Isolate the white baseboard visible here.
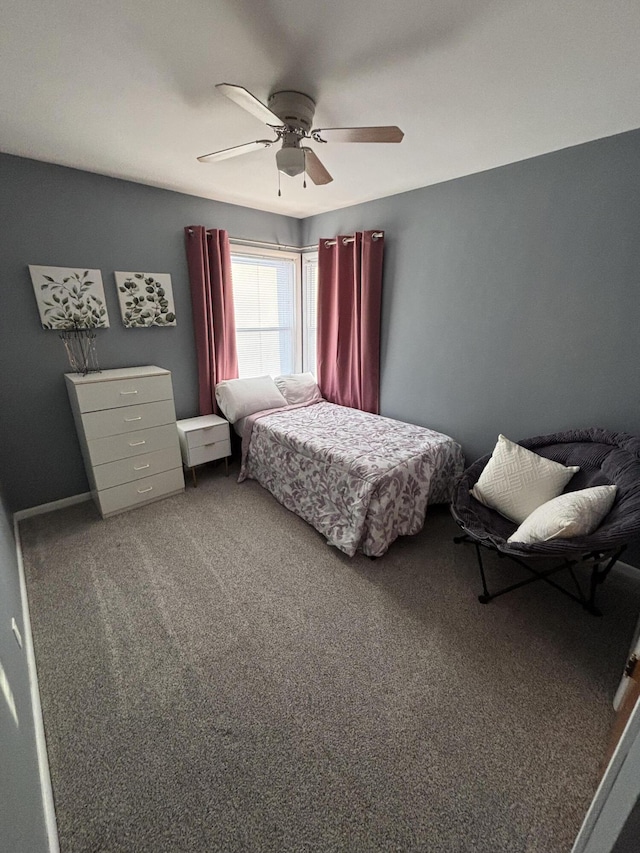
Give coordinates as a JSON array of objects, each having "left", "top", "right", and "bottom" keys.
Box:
[
  {"left": 13, "top": 518, "right": 60, "bottom": 853},
  {"left": 13, "top": 492, "right": 91, "bottom": 522}
]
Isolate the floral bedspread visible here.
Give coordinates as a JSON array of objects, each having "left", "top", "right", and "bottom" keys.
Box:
[{"left": 239, "top": 401, "right": 464, "bottom": 557}]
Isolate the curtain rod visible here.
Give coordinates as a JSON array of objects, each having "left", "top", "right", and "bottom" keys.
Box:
[
  {"left": 186, "top": 230, "right": 316, "bottom": 253},
  {"left": 230, "top": 236, "right": 319, "bottom": 252},
  {"left": 323, "top": 231, "right": 384, "bottom": 248},
  {"left": 185, "top": 230, "right": 383, "bottom": 251}
]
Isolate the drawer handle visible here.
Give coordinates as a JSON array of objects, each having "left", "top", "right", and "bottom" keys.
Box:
[
  {"left": 137, "top": 486, "right": 153, "bottom": 494},
  {"left": 120, "top": 390, "right": 138, "bottom": 395},
  {"left": 134, "top": 463, "right": 150, "bottom": 471},
  {"left": 129, "top": 440, "right": 146, "bottom": 447},
  {"left": 125, "top": 416, "right": 143, "bottom": 422}
]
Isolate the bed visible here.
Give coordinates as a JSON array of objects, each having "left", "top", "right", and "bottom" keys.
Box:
[{"left": 236, "top": 398, "right": 464, "bottom": 557}]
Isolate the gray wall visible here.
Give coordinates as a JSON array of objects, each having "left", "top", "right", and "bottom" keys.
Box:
[
  {"left": 2, "top": 131, "right": 640, "bottom": 520},
  {"left": 302, "top": 128, "right": 640, "bottom": 465},
  {"left": 0, "top": 154, "right": 300, "bottom": 511},
  {"left": 0, "top": 485, "right": 48, "bottom": 852}
]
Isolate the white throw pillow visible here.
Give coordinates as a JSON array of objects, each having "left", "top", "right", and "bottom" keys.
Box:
[
  {"left": 274, "top": 372, "right": 322, "bottom": 405},
  {"left": 214, "top": 376, "right": 287, "bottom": 423},
  {"left": 507, "top": 485, "right": 617, "bottom": 545},
  {"left": 471, "top": 434, "right": 580, "bottom": 524}
]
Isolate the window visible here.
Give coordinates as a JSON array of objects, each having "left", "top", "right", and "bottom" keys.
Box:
[
  {"left": 302, "top": 252, "right": 318, "bottom": 376},
  {"left": 230, "top": 245, "right": 319, "bottom": 378},
  {"left": 230, "top": 247, "right": 299, "bottom": 378}
]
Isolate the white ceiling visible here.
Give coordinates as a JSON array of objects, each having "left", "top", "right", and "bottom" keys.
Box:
[{"left": 1, "top": 0, "right": 640, "bottom": 218}]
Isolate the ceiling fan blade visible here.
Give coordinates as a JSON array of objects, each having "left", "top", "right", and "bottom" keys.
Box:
[
  {"left": 302, "top": 148, "right": 333, "bottom": 185},
  {"left": 216, "top": 83, "right": 283, "bottom": 127},
  {"left": 312, "top": 126, "right": 404, "bottom": 144},
  {"left": 197, "top": 140, "right": 274, "bottom": 163}
]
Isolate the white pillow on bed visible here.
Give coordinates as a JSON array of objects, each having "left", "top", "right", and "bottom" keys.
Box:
[
  {"left": 274, "top": 372, "right": 322, "bottom": 405},
  {"left": 215, "top": 376, "right": 287, "bottom": 423}
]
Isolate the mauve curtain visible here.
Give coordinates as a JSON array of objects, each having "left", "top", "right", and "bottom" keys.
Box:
[
  {"left": 184, "top": 226, "right": 238, "bottom": 415},
  {"left": 317, "top": 230, "right": 384, "bottom": 414}
]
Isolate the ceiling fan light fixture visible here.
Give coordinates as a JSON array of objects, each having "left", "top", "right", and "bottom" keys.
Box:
[{"left": 276, "top": 146, "right": 306, "bottom": 178}]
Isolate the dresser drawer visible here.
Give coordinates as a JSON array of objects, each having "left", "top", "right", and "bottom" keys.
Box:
[
  {"left": 82, "top": 400, "right": 176, "bottom": 440},
  {"left": 186, "top": 439, "right": 231, "bottom": 467},
  {"left": 185, "top": 421, "right": 229, "bottom": 449},
  {"left": 97, "top": 467, "right": 184, "bottom": 517},
  {"left": 74, "top": 373, "right": 173, "bottom": 413},
  {"left": 93, "top": 446, "right": 182, "bottom": 491},
  {"left": 88, "top": 423, "right": 179, "bottom": 466}
]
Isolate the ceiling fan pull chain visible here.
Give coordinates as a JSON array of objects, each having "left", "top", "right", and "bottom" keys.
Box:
[
  {"left": 303, "top": 148, "right": 307, "bottom": 188},
  {"left": 278, "top": 168, "right": 281, "bottom": 198}
]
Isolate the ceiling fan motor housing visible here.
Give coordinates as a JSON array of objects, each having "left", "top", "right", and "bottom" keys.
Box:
[{"left": 268, "top": 90, "right": 316, "bottom": 132}]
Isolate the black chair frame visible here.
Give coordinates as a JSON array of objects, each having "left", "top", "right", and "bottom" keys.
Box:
[{"left": 452, "top": 531, "right": 626, "bottom": 616}]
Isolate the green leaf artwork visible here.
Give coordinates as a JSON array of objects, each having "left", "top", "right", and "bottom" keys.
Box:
[
  {"left": 28, "top": 266, "right": 110, "bottom": 329},
  {"left": 114, "top": 272, "right": 177, "bottom": 328}
]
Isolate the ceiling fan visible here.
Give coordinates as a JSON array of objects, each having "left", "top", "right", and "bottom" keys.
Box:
[{"left": 197, "top": 83, "right": 404, "bottom": 187}]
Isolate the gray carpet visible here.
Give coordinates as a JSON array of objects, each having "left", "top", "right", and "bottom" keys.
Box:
[{"left": 20, "top": 463, "right": 640, "bottom": 853}]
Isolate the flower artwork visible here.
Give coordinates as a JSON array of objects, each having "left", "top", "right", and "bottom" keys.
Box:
[
  {"left": 29, "top": 266, "right": 109, "bottom": 329},
  {"left": 115, "top": 272, "right": 177, "bottom": 328}
]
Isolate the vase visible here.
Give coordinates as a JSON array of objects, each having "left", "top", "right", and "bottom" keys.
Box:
[{"left": 59, "top": 327, "right": 101, "bottom": 375}]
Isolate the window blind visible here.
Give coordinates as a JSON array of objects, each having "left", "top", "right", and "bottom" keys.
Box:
[{"left": 231, "top": 252, "right": 297, "bottom": 378}]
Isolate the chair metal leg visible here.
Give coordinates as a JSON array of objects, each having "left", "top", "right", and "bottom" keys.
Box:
[
  {"left": 453, "top": 533, "right": 624, "bottom": 616},
  {"left": 475, "top": 544, "right": 491, "bottom": 603},
  {"left": 584, "top": 547, "right": 626, "bottom": 616},
  {"left": 454, "top": 534, "right": 492, "bottom": 604}
]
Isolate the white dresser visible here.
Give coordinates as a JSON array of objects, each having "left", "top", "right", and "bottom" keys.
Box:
[{"left": 65, "top": 366, "right": 185, "bottom": 517}]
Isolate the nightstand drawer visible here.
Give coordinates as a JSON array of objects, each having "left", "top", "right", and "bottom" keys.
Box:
[
  {"left": 186, "top": 421, "right": 229, "bottom": 449},
  {"left": 74, "top": 374, "right": 173, "bottom": 413},
  {"left": 82, "top": 399, "right": 176, "bottom": 440},
  {"left": 93, "top": 446, "right": 182, "bottom": 490},
  {"left": 186, "top": 439, "right": 231, "bottom": 467},
  {"left": 88, "top": 423, "right": 179, "bottom": 466},
  {"left": 97, "top": 467, "right": 184, "bottom": 517}
]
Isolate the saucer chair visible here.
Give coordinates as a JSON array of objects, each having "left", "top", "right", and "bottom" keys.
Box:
[{"left": 451, "top": 429, "right": 640, "bottom": 615}]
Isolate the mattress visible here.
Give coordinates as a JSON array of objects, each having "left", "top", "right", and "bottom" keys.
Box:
[{"left": 238, "top": 401, "right": 464, "bottom": 557}]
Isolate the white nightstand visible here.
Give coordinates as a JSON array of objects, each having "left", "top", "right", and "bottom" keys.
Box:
[{"left": 176, "top": 414, "right": 231, "bottom": 486}]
